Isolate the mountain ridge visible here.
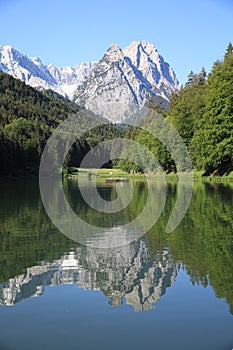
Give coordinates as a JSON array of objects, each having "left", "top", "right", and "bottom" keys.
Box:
[{"left": 0, "top": 41, "right": 180, "bottom": 122}]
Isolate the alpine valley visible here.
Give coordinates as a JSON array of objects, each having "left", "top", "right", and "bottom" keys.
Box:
[{"left": 0, "top": 41, "right": 179, "bottom": 123}]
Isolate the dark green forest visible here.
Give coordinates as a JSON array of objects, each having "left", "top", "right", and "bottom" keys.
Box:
[
  {"left": 119, "top": 43, "right": 233, "bottom": 176},
  {"left": 0, "top": 72, "right": 123, "bottom": 175}
]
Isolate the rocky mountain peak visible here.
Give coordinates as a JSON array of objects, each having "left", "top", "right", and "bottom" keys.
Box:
[
  {"left": 98, "top": 43, "right": 124, "bottom": 68},
  {"left": 0, "top": 45, "right": 20, "bottom": 65},
  {"left": 74, "top": 41, "right": 180, "bottom": 122},
  {"left": 123, "top": 40, "right": 159, "bottom": 66}
]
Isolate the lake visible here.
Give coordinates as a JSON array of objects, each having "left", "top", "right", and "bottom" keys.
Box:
[{"left": 0, "top": 178, "right": 233, "bottom": 350}]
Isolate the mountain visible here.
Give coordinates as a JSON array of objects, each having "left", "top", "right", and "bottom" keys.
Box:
[
  {"left": 0, "top": 41, "right": 179, "bottom": 123},
  {"left": 0, "top": 45, "right": 96, "bottom": 99},
  {"left": 74, "top": 41, "right": 179, "bottom": 122}
]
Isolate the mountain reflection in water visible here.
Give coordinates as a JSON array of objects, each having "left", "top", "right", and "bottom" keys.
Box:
[
  {"left": 0, "top": 241, "right": 179, "bottom": 311},
  {"left": 0, "top": 179, "right": 233, "bottom": 315}
]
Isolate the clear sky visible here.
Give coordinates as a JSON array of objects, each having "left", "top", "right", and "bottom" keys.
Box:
[{"left": 0, "top": 0, "right": 232, "bottom": 84}]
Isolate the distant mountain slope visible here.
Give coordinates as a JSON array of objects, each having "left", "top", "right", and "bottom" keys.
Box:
[
  {"left": 0, "top": 45, "right": 96, "bottom": 99},
  {"left": 0, "top": 41, "right": 179, "bottom": 123}
]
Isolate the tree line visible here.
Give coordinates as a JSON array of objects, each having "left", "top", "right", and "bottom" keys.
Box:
[{"left": 119, "top": 43, "right": 233, "bottom": 176}]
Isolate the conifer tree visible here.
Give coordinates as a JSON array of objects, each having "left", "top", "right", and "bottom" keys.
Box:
[
  {"left": 166, "top": 69, "right": 207, "bottom": 147},
  {"left": 191, "top": 45, "right": 233, "bottom": 174}
]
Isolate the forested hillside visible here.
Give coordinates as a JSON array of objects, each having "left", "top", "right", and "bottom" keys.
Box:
[
  {"left": 0, "top": 71, "right": 124, "bottom": 175},
  {"left": 119, "top": 43, "right": 233, "bottom": 176}
]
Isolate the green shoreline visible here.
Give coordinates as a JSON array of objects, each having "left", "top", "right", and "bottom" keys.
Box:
[
  {"left": 1, "top": 167, "right": 232, "bottom": 181},
  {"left": 68, "top": 168, "right": 233, "bottom": 182}
]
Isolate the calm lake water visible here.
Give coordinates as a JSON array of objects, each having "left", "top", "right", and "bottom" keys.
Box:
[{"left": 0, "top": 178, "right": 233, "bottom": 350}]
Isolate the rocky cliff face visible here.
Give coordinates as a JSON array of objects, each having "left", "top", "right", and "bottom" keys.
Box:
[
  {"left": 74, "top": 41, "right": 180, "bottom": 122},
  {"left": 0, "top": 41, "right": 179, "bottom": 123},
  {"left": 0, "top": 241, "right": 179, "bottom": 311}
]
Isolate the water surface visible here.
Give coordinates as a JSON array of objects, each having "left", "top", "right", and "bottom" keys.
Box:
[{"left": 0, "top": 179, "right": 232, "bottom": 350}]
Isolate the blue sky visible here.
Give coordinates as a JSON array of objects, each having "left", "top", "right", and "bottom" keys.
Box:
[{"left": 0, "top": 0, "right": 232, "bottom": 84}]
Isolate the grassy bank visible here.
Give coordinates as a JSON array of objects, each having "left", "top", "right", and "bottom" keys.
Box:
[{"left": 67, "top": 167, "right": 233, "bottom": 182}]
